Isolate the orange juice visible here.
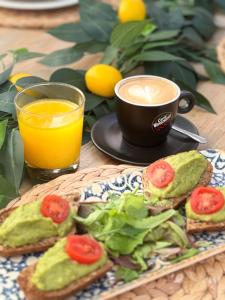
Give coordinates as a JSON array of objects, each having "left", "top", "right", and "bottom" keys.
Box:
[{"left": 18, "top": 99, "right": 84, "bottom": 169}]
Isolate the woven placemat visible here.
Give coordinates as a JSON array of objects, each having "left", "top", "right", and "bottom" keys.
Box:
[
  {"left": 0, "top": 6, "right": 78, "bottom": 29},
  {"left": 7, "top": 164, "right": 225, "bottom": 300}
]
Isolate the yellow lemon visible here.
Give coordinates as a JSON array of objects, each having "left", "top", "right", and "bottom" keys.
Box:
[
  {"left": 85, "top": 64, "right": 122, "bottom": 98},
  {"left": 118, "top": 0, "right": 147, "bottom": 23},
  {"left": 9, "top": 73, "right": 32, "bottom": 92}
]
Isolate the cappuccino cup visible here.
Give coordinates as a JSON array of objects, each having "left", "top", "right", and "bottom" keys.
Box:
[{"left": 115, "top": 75, "right": 195, "bottom": 147}]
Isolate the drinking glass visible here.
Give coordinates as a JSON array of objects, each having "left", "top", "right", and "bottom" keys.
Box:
[{"left": 14, "top": 82, "right": 85, "bottom": 181}]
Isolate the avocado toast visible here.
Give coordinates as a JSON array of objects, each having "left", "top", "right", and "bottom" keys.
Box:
[
  {"left": 186, "top": 186, "right": 225, "bottom": 233},
  {"left": 142, "top": 150, "right": 213, "bottom": 213},
  {"left": 0, "top": 195, "right": 76, "bottom": 257},
  {"left": 18, "top": 235, "right": 113, "bottom": 300}
]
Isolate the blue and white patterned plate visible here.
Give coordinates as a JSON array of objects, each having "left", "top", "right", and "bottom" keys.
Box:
[{"left": 1, "top": 149, "right": 225, "bottom": 300}]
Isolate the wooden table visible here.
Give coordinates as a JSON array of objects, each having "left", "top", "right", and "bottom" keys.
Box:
[
  {"left": 1, "top": 6, "right": 225, "bottom": 300},
  {"left": 0, "top": 9, "right": 225, "bottom": 192}
]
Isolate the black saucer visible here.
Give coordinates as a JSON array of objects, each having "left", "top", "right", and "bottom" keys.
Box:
[{"left": 91, "top": 113, "right": 199, "bottom": 166}]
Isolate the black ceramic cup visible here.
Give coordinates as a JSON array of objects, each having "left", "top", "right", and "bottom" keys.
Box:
[{"left": 115, "top": 75, "right": 195, "bottom": 147}]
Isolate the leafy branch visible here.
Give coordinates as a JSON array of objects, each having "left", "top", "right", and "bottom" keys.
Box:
[{"left": 35, "top": 0, "right": 225, "bottom": 116}]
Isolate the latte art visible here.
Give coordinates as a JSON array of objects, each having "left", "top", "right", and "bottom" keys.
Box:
[
  {"left": 128, "top": 85, "right": 161, "bottom": 103},
  {"left": 118, "top": 78, "right": 178, "bottom": 105}
]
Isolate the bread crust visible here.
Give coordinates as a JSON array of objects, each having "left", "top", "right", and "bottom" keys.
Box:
[
  {"left": 0, "top": 206, "right": 76, "bottom": 257},
  {"left": 18, "top": 261, "right": 113, "bottom": 300},
  {"left": 143, "top": 160, "right": 213, "bottom": 214},
  {"left": 186, "top": 218, "right": 225, "bottom": 234}
]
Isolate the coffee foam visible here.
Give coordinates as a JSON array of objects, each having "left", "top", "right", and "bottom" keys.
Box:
[{"left": 118, "top": 78, "right": 178, "bottom": 105}]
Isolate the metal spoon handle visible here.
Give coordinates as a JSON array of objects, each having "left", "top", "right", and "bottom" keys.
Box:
[{"left": 172, "top": 124, "right": 207, "bottom": 144}]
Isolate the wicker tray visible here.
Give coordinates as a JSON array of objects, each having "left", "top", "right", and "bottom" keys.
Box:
[
  {"left": 4, "top": 162, "right": 225, "bottom": 300},
  {"left": 0, "top": 6, "right": 78, "bottom": 29}
]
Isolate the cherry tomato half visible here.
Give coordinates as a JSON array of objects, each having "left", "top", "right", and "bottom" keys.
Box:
[
  {"left": 65, "top": 235, "right": 103, "bottom": 265},
  {"left": 190, "top": 186, "right": 225, "bottom": 215},
  {"left": 40, "top": 195, "right": 70, "bottom": 224},
  {"left": 146, "top": 160, "right": 175, "bottom": 188}
]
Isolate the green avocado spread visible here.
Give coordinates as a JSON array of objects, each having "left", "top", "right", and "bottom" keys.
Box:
[
  {"left": 0, "top": 200, "right": 75, "bottom": 247},
  {"left": 144, "top": 151, "right": 208, "bottom": 205},
  {"left": 31, "top": 238, "right": 107, "bottom": 291},
  {"left": 186, "top": 187, "right": 225, "bottom": 223}
]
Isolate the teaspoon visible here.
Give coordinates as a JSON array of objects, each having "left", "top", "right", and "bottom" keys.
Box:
[{"left": 172, "top": 124, "right": 207, "bottom": 144}]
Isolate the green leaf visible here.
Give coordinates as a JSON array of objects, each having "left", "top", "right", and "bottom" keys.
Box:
[
  {"left": 215, "top": 0, "right": 225, "bottom": 11},
  {"left": 82, "top": 130, "right": 91, "bottom": 145},
  {"left": 0, "top": 64, "right": 14, "bottom": 85},
  {"left": 0, "top": 86, "right": 18, "bottom": 116},
  {"left": 75, "top": 41, "right": 107, "bottom": 53},
  {"left": 143, "top": 40, "right": 178, "bottom": 50},
  {"left": 85, "top": 93, "right": 105, "bottom": 112},
  {"left": 202, "top": 59, "right": 225, "bottom": 84},
  {"left": 75, "top": 209, "right": 105, "bottom": 226},
  {"left": 0, "top": 80, "right": 13, "bottom": 93},
  {"left": 166, "top": 8, "right": 185, "bottom": 30},
  {"left": 100, "top": 45, "right": 118, "bottom": 64},
  {"left": 48, "top": 23, "right": 92, "bottom": 43},
  {"left": 141, "top": 23, "right": 157, "bottom": 37},
  {"left": 132, "top": 244, "right": 153, "bottom": 271},
  {"left": 0, "top": 119, "right": 8, "bottom": 150},
  {"left": 146, "top": 2, "right": 169, "bottom": 30},
  {"left": 120, "top": 57, "right": 139, "bottom": 74},
  {"left": 192, "top": 7, "right": 215, "bottom": 40},
  {"left": 106, "top": 98, "right": 116, "bottom": 111},
  {"left": 181, "top": 27, "right": 204, "bottom": 50},
  {"left": 105, "top": 231, "right": 147, "bottom": 255},
  {"left": 126, "top": 209, "right": 177, "bottom": 230},
  {"left": 145, "top": 61, "right": 197, "bottom": 89},
  {"left": 80, "top": 0, "right": 117, "bottom": 42},
  {"left": 40, "top": 47, "right": 83, "bottom": 66},
  {"left": 135, "top": 51, "right": 184, "bottom": 62},
  {"left": 12, "top": 48, "right": 44, "bottom": 63},
  {"left": 111, "top": 21, "right": 149, "bottom": 48},
  {"left": 0, "top": 175, "right": 17, "bottom": 209},
  {"left": 204, "top": 48, "right": 217, "bottom": 62},
  {"left": 50, "top": 68, "right": 86, "bottom": 90},
  {"left": 167, "top": 221, "right": 189, "bottom": 247},
  {"left": 85, "top": 114, "right": 97, "bottom": 128},
  {"left": 93, "top": 102, "right": 110, "bottom": 118},
  {"left": 124, "top": 194, "right": 148, "bottom": 219},
  {"left": 148, "top": 30, "right": 180, "bottom": 42},
  {"left": 121, "top": 43, "right": 143, "bottom": 58},
  {"left": 0, "top": 128, "right": 24, "bottom": 193},
  {"left": 195, "top": 0, "right": 214, "bottom": 11},
  {"left": 170, "top": 248, "right": 199, "bottom": 263},
  {"left": 177, "top": 80, "right": 216, "bottom": 114},
  {"left": 116, "top": 267, "right": 139, "bottom": 283},
  {"left": 16, "top": 76, "right": 46, "bottom": 88}
]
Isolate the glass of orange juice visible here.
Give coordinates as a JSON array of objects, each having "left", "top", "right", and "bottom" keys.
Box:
[{"left": 14, "top": 82, "right": 85, "bottom": 181}]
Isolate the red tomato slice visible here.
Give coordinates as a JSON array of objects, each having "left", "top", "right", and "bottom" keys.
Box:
[
  {"left": 40, "top": 195, "right": 70, "bottom": 224},
  {"left": 146, "top": 160, "right": 175, "bottom": 188},
  {"left": 190, "top": 186, "right": 225, "bottom": 215},
  {"left": 65, "top": 235, "right": 103, "bottom": 264}
]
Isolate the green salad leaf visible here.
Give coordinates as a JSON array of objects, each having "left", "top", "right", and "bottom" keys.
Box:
[
  {"left": 76, "top": 190, "right": 196, "bottom": 277},
  {"left": 116, "top": 267, "right": 139, "bottom": 283},
  {"left": 170, "top": 248, "right": 200, "bottom": 263}
]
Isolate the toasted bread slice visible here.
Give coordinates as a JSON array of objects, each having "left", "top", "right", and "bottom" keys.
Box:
[
  {"left": 186, "top": 218, "right": 225, "bottom": 234},
  {"left": 0, "top": 206, "right": 76, "bottom": 257},
  {"left": 145, "top": 160, "right": 213, "bottom": 214},
  {"left": 18, "top": 261, "right": 113, "bottom": 300}
]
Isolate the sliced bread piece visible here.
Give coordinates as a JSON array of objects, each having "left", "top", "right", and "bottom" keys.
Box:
[
  {"left": 186, "top": 218, "right": 225, "bottom": 234},
  {"left": 18, "top": 260, "right": 113, "bottom": 300},
  {"left": 0, "top": 206, "right": 76, "bottom": 257},
  {"left": 145, "top": 160, "right": 213, "bottom": 214}
]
